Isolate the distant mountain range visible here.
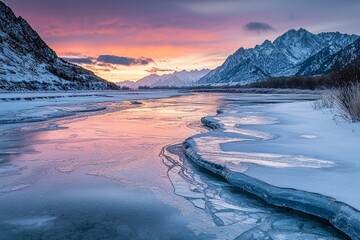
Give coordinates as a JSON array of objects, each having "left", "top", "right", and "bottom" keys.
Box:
[
  {"left": 198, "top": 28, "right": 360, "bottom": 86},
  {"left": 0, "top": 1, "right": 117, "bottom": 91},
  {"left": 118, "top": 69, "right": 210, "bottom": 89}
]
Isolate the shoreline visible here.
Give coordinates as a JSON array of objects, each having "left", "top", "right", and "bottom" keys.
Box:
[
  {"left": 0, "top": 90, "right": 189, "bottom": 135},
  {"left": 182, "top": 109, "right": 360, "bottom": 240}
]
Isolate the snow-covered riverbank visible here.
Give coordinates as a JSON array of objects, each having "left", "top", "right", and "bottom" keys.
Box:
[
  {"left": 0, "top": 90, "right": 187, "bottom": 131},
  {"left": 184, "top": 94, "right": 360, "bottom": 239}
]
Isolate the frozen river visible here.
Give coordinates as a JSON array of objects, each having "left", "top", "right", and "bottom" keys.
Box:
[{"left": 0, "top": 92, "right": 349, "bottom": 239}]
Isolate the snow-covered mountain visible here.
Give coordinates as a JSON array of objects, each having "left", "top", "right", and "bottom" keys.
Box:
[
  {"left": 120, "top": 69, "right": 210, "bottom": 88},
  {"left": 115, "top": 80, "right": 137, "bottom": 89},
  {"left": 198, "top": 28, "right": 359, "bottom": 85},
  {"left": 298, "top": 38, "right": 360, "bottom": 76},
  {"left": 154, "top": 69, "right": 210, "bottom": 87},
  {"left": 0, "top": 1, "right": 118, "bottom": 91},
  {"left": 136, "top": 74, "right": 166, "bottom": 87}
]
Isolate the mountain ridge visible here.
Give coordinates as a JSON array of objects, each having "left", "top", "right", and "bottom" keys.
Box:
[
  {"left": 118, "top": 69, "right": 210, "bottom": 89},
  {"left": 0, "top": 1, "right": 118, "bottom": 91},
  {"left": 198, "top": 28, "right": 359, "bottom": 86}
]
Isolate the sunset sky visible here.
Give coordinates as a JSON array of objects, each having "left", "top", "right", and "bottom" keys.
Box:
[{"left": 4, "top": 0, "right": 360, "bottom": 82}]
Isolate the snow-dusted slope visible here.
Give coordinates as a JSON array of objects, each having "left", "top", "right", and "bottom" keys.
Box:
[
  {"left": 115, "top": 80, "right": 137, "bottom": 89},
  {"left": 298, "top": 38, "right": 360, "bottom": 76},
  {"left": 198, "top": 28, "right": 359, "bottom": 85},
  {"left": 155, "top": 69, "right": 210, "bottom": 87},
  {"left": 134, "top": 74, "right": 167, "bottom": 88},
  {"left": 0, "top": 1, "right": 118, "bottom": 91},
  {"left": 273, "top": 28, "right": 324, "bottom": 65},
  {"left": 122, "top": 69, "right": 210, "bottom": 88}
]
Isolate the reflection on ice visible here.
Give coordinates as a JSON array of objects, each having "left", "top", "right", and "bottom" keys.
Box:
[
  {"left": 0, "top": 164, "right": 24, "bottom": 174},
  {"left": 0, "top": 93, "right": 348, "bottom": 239},
  {"left": 208, "top": 115, "right": 277, "bottom": 140},
  {"left": 196, "top": 103, "right": 335, "bottom": 170},
  {"left": 6, "top": 216, "right": 56, "bottom": 229},
  {"left": 0, "top": 94, "right": 226, "bottom": 239},
  {"left": 227, "top": 128, "right": 276, "bottom": 140},
  {"left": 0, "top": 184, "right": 31, "bottom": 193},
  {"left": 193, "top": 136, "right": 334, "bottom": 170},
  {"left": 299, "top": 134, "right": 318, "bottom": 139},
  {"left": 214, "top": 115, "right": 278, "bottom": 125}
]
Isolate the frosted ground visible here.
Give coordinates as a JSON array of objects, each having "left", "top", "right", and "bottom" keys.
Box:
[{"left": 0, "top": 91, "right": 353, "bottom": 239}]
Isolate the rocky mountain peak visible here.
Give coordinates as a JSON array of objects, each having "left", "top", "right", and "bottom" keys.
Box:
[
  {"left": 274, "top": 28, "right": 317, "bottom": 43},
  {"left": 0, "top": 1, "right": 118, "bottom": 91},
  {"left": 198, "top": 28, "right": 360, "bottom": 86},
  {"left": 0, "top": 1, "right": 16, "bottom": 21}
]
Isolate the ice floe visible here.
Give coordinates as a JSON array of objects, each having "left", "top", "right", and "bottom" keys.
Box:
[{"left": 183, "top": 95, "right": 360, "bottom": 239}]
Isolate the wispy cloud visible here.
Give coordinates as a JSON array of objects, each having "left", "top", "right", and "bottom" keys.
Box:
[
  {"left": 243, "top": 22, "right": 275, "bottom": 33},
  {"left": 97, "top": 55, "right": 154, "bottom": 66},
  {"left": 63, "top": 54, "right": 155, "bottom": 67},
  {"left": 146, "top": 67, "right": 175, "bottom": 74},
  {"left": 63, "top": 57, "right": 94, "bottom": 64}
]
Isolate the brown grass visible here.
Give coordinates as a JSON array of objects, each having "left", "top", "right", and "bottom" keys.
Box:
[
  {"left": 313, "top": 82, "right": 360, "bottom": 122},
  {"left": 334, "top": 82, "right": 360, "bottom": 122}
]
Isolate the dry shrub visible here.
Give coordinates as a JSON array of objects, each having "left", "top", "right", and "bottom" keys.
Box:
[
  {"left": 334, "top": 82, "right": 360, "bottom": 122},
  {"left": 313, "top": 83, "right": 360, "bottom": 122},
  {"left": 312, "top": 91, "right": 335, "bottom": 110}
]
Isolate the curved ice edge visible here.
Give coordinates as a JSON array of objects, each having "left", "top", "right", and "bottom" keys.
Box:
[
  {"left": 201, "top": 116, "right": 222, "bottom": 130},
  {"left": 183, "top": 138, "right": 360, "bottom": 240},
  {"left": 196, "top": 109, "right": 360, "bottom": 239}
]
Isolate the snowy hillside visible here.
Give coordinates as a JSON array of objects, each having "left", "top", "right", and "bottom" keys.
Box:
[
  {"left": 115, "top": 80, "right": 137, "bottom": 89},
  {"left": 298, "top": 38, "right": 360, "bottom": 76},
  {"left": 155, "top": 69, "right": 211, "bottom": 87},
  {"left": 0, "top": 1, "right": 118, "bottom": 91},
  {"left": 120, "top": 69, "right": 210, "bottom": 88},
  {"left": 198, "top": 28, "right": 359, "bottom": 85}
]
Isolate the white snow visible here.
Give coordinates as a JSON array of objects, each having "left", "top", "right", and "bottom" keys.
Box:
[
  {"left": 184, "top": 94, "right": 360, "bottom": 239},
  {"left": 232, "top": 101, "right": 360, "bottom": 208},
  {"left": 198, "top": 29, "right": 359, "bottom": 85},
  {"left": 121, "top": 69, "right": 210, "bottom": 88}
]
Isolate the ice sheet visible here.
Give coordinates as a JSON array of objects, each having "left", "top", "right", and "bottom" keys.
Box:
[
  {"left": 162, "top": 144, "right": 342, "bottom": 239},
  {"left": 0, "top": 90, "right": 187, "bottom": 128},
  {"left": 184, "top": 95, "right": 360, "bottom": 239}
]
